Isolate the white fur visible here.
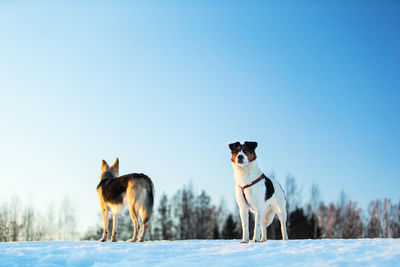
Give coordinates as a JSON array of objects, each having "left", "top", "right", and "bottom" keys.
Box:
[
  {"left": 236, "top": 151, "right": 248, "bottom": 164},
  {"left": 232, "top": 159, "right": 288, "bottom": 243}
]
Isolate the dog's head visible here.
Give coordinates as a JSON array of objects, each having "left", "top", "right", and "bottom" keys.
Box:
[
  {"left": 100, "top": 157, "right": 119, "bottom": 180},
  {"left": 229, "top": 141, "right": 258, "bottom": 165}
]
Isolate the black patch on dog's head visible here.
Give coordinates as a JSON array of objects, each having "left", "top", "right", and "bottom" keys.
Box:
[
  {"left": 229, "top": 141, "right": 258, "bottom": 163},
  {"left": 243, "top": 141, "right": 257, "bottom": 152},
  {"left": 243, "top": 141, "right": 257, "bottom": 162},
  {"left": 229, "top": 142, "right": 241, "bottom": 153},
  {"left": 229, "top": 141, "right": 241, "bottom": 162}
]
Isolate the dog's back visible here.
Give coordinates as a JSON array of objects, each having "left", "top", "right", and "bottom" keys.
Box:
[{"left": 97, "top": 172, "right": 154, "bottom": 222}]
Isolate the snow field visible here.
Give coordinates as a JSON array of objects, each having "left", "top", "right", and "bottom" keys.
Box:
[{"left": 0, "top": 239, "right": 399, "bottom": 267}]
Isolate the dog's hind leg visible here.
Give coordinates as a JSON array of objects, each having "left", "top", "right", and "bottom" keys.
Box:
[
  {"left": 99, "top": 207, "right": 109, "bottom": 242},
  {"left": 127, "top": 204, "right": 139, "bottom": 242},
  {"left": 276, "top": 206, "right": 288, "bottom": 240},
  {"left": 137, "top": 186, "right": 154, "bottom": 242},
  {"left": 260, "top": 216, "right": 267, "bottom": 242},
  {"left": 265, "top": 209, "right": 276, "bottom": 228},
  {"left": 137, "top": 208, "right": 150, "bottom": 242},
  {"left": 110, "top": 212, "right": 119, "bottom": 242},
  {"left": 261, "top": 209, "right": 275, "bottom": 242}
]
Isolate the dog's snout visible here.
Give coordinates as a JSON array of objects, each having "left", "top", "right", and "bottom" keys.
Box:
[
  {"left": 237, "top": 155, "right": 244, "bottom": 163},
  {"left": 238, "top": 155, "right": 244, "bottom": 160}
]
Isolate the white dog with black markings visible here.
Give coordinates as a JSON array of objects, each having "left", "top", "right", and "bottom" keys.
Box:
[{"left": 229, "top": 141, "right": 288, "bottom": 243}]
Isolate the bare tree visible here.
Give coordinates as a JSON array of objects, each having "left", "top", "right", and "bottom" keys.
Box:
[
  {"left": 285, "top": 175, "right": 302, "bottom": 235},
  {"left": 214, "top": 198, "right": 229, "bottom": 239},
  {"left": 8, "top": 196, "right": 22, "bottom": 241},
  {"left": 33, "top": 214, "right": 46, "bottom": 241},
  {"left": 342, "top": 200, "right": 363, "bottom": 238},
  {"left": 384, "top": 199, "right": 390, "bottom": 238},
  {"left": 22, "top": 204, "right": 35, "bottom": 241},
  {"left": 58, "top": 197, "right": 78, "bottom": 240},
  {"left": 45, "top": 202, "right": 56, "bottom": 241},
  {"left": 285, "top": 175, "right": 301, "bottom": 214},
  {"left": 309, "top": 183, "right": 321, "bottom": 238},
  {"left": 318, "top": 202, "right": 337, "bottom": 238},
  {"left": 0, "top": 203, "right": 9, "bottom": 241},
  {"left": 390, "top": 200, "right": 400, "bottom": 238},
  {"left": 367, "top": 200, "right": 383, "bottom": 238}
]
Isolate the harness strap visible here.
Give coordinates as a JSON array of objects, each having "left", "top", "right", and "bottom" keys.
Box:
[{"left": 238, "top": 173, "right": 267, "bottom": 206}]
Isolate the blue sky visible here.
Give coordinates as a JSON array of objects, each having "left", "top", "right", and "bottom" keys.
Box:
[{"left": 1, "top": 1, "right": 399, "bottom": 230}]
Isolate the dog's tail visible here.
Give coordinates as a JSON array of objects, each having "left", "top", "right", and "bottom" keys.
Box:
[{"left": 144, "top": 179, "right": 154, "bottom": 224}]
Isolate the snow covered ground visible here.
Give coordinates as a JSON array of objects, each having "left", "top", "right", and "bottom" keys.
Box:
[{"left": 0, "top": 239, "right": 399, "bottom": 267}]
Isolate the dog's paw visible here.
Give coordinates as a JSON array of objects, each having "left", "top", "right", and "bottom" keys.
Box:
[
  {"left": 240, "top": 240, "right": 249, "bottom": 244},
  {"left": 99, "top": 238, "right": 106, "bottom": 242},
  {"left": 260, "top": 238, "right": 267, "bottom": 242},
  {"left": 110, "top": 237, "right": 117, "bottom": 242},
  {"left": 252, "top": 239, "right": 260, "bottom": 243},
  {"left": 127, "top": 238, "right": 137, "bottom": 242}
]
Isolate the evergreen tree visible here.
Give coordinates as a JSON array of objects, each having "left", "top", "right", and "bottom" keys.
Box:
[
  {"left": 288, "top": 207, "right": 319, "bottom": 239},
  {"left": 157, "top": 193, "right": 174, "bottom": 240},
  {"left": 194, "top": 190, "right": 215, "bottom": 239},
  {"left": 221, "top": 214, "right": 240, "bottom": 239},
  {"left": 213, "top": 223, "right": 220, "bottom": 239},
  {"left": 173, "top": 183, "right": 196, "bottom": 239}
]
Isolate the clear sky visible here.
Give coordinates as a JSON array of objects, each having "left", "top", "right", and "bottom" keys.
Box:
[{"left": 1, "top": 1, "right": 399, "bottom": 231}]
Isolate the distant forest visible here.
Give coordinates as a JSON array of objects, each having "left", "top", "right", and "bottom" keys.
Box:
[{"left": 1, "top": 175, "right": 399, "bottom": 241}]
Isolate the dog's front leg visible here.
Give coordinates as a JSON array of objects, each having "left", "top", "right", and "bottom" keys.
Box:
[
  {"left": 239, "top": 208, "right": 249, "bottom": 243},
  {"left": 253, "top": 210, "right": 262, "bottom": 243},
  {"left": 110, "top": 213, "right": 119, "bottom": 242},
  {"left": 99, "top": 207, "right": 109, "bottom": 242}
]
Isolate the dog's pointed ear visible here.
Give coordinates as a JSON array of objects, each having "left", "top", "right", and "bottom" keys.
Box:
[
  {"left": 244, "top": 141, "right": 258, "bottom": 151},
  {"left": 101, "top": 160, "right": 109, "bottom": 172},
  {"left": 111, "top": 157, "right": 119, "bottom": 169},
  {"left": 229, "top": 142, "right": 241, "bottom": 152},
  {"left": 110, "top": 157, "right": 119, "bottom": 176}
]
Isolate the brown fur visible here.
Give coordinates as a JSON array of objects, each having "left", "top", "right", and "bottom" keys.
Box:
[
  {"left": 231, "top": 152, "right": 238, "bottom": 162},
  {"left": 246, "top": 152, "right": 257, "bottom": 162}
]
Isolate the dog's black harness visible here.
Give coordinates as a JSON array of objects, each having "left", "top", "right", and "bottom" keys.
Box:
[{"left": 238, "top": 173, "right": 274, "bottom": 206}]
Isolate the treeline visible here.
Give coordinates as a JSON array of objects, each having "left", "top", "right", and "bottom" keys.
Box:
[
  {"left": 83, "top": 182, "right": 227, "bottom": 241},
  {"left": 1, "top": 176, "right": 399, "bottom": 241},
  {"left": 83, "top": 176, "right": 400, "bottom": 241},
  {"left": 0, "top": 196, "right": 78, "bottom": 241}
]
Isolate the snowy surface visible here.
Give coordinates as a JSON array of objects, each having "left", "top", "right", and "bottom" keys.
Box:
[{"left": 0, "top": 239, "right": 399, "bottom": 267}]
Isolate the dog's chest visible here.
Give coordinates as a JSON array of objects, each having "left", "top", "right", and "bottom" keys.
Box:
[
  {"left": 243, "top": 181, "right": 266, "bottom": 201},
  {"left": 236, "top": 172, "right": 275, "bottom": 207}
]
